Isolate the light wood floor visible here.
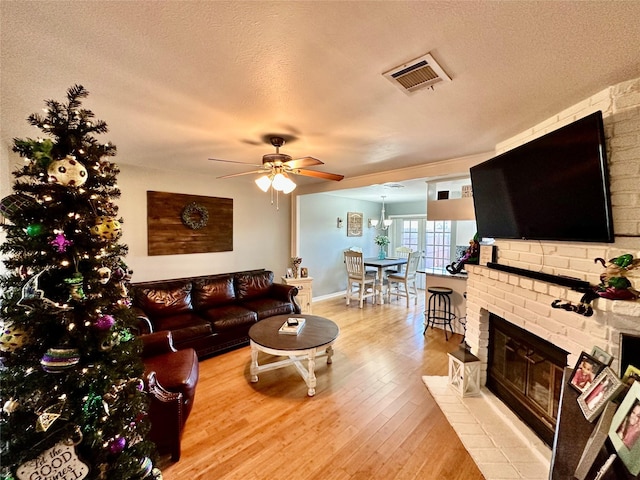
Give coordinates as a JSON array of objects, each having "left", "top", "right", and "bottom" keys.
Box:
[{"left": 158, "top": 293, "right": 484, "bottom": 480}]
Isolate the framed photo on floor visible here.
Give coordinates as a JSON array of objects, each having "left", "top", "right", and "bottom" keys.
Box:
[
  {"left": 622, "top": 364, "right": 640, "bottom": 387},
  {"left": 569, "top": 351, "right": 605, "bottom": 393},
  {"left": 609, "top": 382, "right": 640, "bottom": 475},
  {"left": 590, "top": 345, "right": 613, "bottom": 366},
  {"left": 578, "top": 367, "right": 624, "bottom": 422}
]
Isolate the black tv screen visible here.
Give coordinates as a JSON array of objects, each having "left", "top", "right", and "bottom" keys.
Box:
[{"left": 470, "top": 111, "right": 614, "bottom": 243}]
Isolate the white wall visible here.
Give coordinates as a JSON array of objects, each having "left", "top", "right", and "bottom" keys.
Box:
[{"left": 118, "top": 164, "right": 292, "bottom": 282}]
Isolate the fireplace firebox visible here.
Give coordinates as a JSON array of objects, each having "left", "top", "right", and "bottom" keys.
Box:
[{"left": 487, "top": 314, "right": 568, "bottom": 446}]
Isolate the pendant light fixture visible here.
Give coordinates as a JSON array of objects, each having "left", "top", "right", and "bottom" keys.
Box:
[{"left": 370, "top": 195, "right": 392, "bottom": 230}]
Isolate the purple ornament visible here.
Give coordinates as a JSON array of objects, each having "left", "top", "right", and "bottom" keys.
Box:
[
  {"left": 50, "top": 233, "right": 73, "bottom": 252},
  {"left": 94, "top": 315, "right": 115, "bottom": 331},
  {"left": 108, "top": 436, "right": 126, "bottom": 454}
]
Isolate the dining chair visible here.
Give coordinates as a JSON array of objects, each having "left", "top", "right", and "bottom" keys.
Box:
[
  {"left": 384, "top": 246, "right": 414, "bottom": 276},
  {"left": 386, "top": 251, "right": 421, "bottom": 307},
  {"left": 347, "top": 246, "right": 377, "bottom": 273},
  {"left": 344, "top": 250, "right": 377, "bottom": 308}
]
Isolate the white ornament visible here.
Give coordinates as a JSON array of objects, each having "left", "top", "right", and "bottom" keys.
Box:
[
  {"left": 97, "top": 267, "right": 112, "bottom": 284},
  {"left": 47, "top": 155, "right": 88, "bottom": 187},
  {"left": 17, "top": 441, "right": 89, "bottom": 480},
  {"left": 3, "top": 398, "right": 19, "bottom": 414}
]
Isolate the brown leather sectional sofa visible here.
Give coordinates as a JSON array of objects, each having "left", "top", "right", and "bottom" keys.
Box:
[{"left": 132, "top": 269, "right": 300, "bottom": 358}]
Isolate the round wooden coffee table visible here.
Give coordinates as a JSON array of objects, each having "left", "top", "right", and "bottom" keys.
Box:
[{"left": 249, "top": 314, "right": 339, "bottom": 396}]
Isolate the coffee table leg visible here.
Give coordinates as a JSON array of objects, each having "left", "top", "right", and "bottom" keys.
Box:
[
  {"left": 326, "top": 345, "right": 334, "bottom": 364},
  {"left": 250, "top": 344, "right": 259, "bottom": 383},
  {"left": 307, "top": 350, "right": 317, "bottom": 396}
]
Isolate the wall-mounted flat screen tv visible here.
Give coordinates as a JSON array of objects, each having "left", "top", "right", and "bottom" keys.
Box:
[{"left": 470, "top": 111, "right": 614, "bottom": 243}]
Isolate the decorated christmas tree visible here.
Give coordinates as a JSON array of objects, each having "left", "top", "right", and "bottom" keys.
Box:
[{"left": 0, "top": 86, "right": 160, "bottom": 479}]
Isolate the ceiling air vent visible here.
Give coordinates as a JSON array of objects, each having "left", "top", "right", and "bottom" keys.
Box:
[{"left": 383, "top": 53, "right": 451, "bottom": 94}]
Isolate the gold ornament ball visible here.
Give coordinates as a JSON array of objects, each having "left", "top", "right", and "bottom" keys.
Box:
[
  {"left": 47, "top": 155, "right": 88, "bottom": 187},
  {"left": 91, "top": 216, "right": 121, "bottom": 240},
  {"left": 0, "top": 320, "right": 30, "bottom": 353}
]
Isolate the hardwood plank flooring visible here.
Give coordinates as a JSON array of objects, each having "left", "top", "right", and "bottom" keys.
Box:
[{"left": 158, "top": 293, "right": 484, "bottom": 480}]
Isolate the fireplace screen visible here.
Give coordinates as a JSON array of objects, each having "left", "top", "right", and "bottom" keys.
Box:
[{"left": 487, "top": 314, "right": 568, "bottom": 446}]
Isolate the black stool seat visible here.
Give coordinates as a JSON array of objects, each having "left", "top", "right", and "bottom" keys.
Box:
[{"left": 424, "top": 286, "right": 456, "bottom": 340}]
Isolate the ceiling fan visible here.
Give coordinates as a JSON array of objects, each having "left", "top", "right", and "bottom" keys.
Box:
[{"left": 209, "top": 136, "right": 344, "bottom": 194}]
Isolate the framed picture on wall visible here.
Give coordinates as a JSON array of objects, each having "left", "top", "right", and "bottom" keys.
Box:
[{"left": 347, "top": 212, "right": 363, "bottom": 237}]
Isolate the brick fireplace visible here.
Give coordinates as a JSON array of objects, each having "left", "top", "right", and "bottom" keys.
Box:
[{"left": 463, "top": 77, "right": 640, "bottom": 441}]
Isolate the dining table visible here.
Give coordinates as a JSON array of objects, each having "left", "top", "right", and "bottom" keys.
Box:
[{"left": 363, "top": 257, "right": 408, "bottom": 304}]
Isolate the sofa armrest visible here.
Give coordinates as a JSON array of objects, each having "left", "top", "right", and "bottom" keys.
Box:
[
  {"left": 131, "top": 307, "right": 154, "bottom": 335},
  {"left": 140, "top": 330, "right": 178, "bottom": 357},
  {"left": 269, "top": 283, "right": 301, "bottom": 314},
  {"left": 145, "top": 371, "right": 183, "bottom": 461}
]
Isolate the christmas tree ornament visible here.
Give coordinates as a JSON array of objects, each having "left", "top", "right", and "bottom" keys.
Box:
[
  {"left": 90, "top": 216, "right": 121, "bottom": 240},
  {"left": 107, "top": 435, "right": 126, "bottom": 455},
  {"left": 97, "top": 266, "right": 111, "bottom": 284},
  {"left": 47, "top": 155, "right": 88, "bottom": 187},
  {"left": 99, "top": 335, "right": 118, "bottom": 351},
  {"left": 0, "top": 321, "right": 30, "bottom": 353},
  {"left": 3, "top": 398, "right": 19, "bottom": 415},
  {"left": 64, "top": 272, "right": 86, "bottom": 300},
  {"left": 25, "top": 223, "right": 45, "bottom": 237},
  {"left": 40, "top": 347, "right": 80, "bottom": 373},
  {"left": 50, "top": 233, "right": 73, "bottom": 252},
  {"left": 62, "top": 424, "right": 84, "bottom": 446},
  {"left": 16, "top": 441, "right": 89, "bottom": 480},
  {"left": 18, "top": 269, "right": 72, "bottom": 311},
  {"left": 93, "top": 314, "right": 115, "bottom": 331},
  {"left": 34, "top": 399, "right": 65, "bottom": 432},
  {"left": 134, "top": 457, "right": 154, "bottom": 479},
  {"left": 0, "top": 194, "right": 37, "bottom": 221}
]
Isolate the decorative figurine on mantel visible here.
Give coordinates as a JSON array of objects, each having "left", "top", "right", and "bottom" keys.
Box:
[
  {"left": 291, "top": 256, "right": 302, "bottom": 278},
  {"left": 446, "top": 233, "right": 480, "bottom": 274},
  {"left": 594, "top": 254, "right": 640, "bottom": 300}
]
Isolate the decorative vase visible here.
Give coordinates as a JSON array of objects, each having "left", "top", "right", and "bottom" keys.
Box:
[{"left": 378, "top": 246, "right": 386, "bottom": 260}]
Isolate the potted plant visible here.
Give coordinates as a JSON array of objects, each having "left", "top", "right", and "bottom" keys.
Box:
[{"left": 374, "top": 235, "right": 390, "bottom": 259}]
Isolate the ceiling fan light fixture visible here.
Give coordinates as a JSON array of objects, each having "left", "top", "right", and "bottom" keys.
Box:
[
  {"left": 282, "top": 177, "right": 296, "bottom": 194},
  {"left": 271, "top": 173, "right": 288, "bottom": 191},
  {"left": 255, "top": 175, "right": 271, "bottom": 192}
]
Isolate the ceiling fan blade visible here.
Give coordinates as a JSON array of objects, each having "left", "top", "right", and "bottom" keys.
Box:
[
  {"left": 285, "top": 156, "right": 324, "bottom": 169},
  {"left": 292, "top": 168, "right": 344, "bottom": 181},
  {"left": 217, "top": 169, "right": 266, "bottom": 179},
  {"left": 208, "top": 157, "right": 263, "bottom": 168}
]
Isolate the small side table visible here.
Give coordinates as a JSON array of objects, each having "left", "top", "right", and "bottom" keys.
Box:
[
  {"left": 447, "top": 345, "right": 481, "bottom": 397},
  {"left": 282, "top": 276, "right": 313, "bottom": 314}
]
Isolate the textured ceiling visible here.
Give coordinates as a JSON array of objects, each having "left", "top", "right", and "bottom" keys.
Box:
[{"left": 2, "top": 1, "right": 640, "bottom": 199}]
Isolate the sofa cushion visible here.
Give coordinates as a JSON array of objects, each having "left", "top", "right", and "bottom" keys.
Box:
[
  {"left": 235, "top": 270, "right": 274, "bottom": 300},
  {"left": 153, "top": 313, "right": 210, "bottom": 333},
  {"left": 192, "top": 275, "right": 235, "bottom": 310},
  {"left": 201, "top": 305, "right": 257, "bottom": 330},
  {"left": 168, "top": 324, "right": 214, "bottom": 348},
  {"left": 241, "top": 298, "right": 295, "bottom": 320},
  {"left": 134, "top": 281, "right": 193, "bottom": 318}
]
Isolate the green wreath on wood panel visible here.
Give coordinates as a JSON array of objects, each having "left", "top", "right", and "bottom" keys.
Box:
[{"left": 181, "top": 202, "right": 209, "bottom": 230}]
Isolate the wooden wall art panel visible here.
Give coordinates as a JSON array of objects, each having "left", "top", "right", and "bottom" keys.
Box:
[{"left": 147, "top": 191, "right": 233, "bottom": 256}]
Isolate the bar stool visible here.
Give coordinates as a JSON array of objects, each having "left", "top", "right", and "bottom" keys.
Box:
[{"left": 424, "top": 286, "right": 456, "bottom": 340}]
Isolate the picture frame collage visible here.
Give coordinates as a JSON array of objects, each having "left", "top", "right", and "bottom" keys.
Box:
[{"left": 570, "top": 345, "right": 640, "bottom": 477}]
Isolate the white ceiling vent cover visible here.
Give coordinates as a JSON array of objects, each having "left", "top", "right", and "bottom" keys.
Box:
[{"left": 383, "top": 53, "right": 451, "bottom": 94}]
